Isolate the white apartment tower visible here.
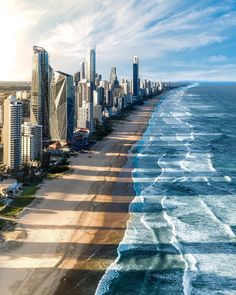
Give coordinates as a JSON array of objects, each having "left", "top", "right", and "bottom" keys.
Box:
[
  {"left": 3, "top": 95, "right": 22, "bottom": 170},
  {"left": 77, "top": 80, "right": 94, "bottom": 132},
  {"left": 21, "top": 122, "right": 42, "bottom": 164}
]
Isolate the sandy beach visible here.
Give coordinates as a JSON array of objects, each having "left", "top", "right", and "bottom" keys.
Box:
[{"left": 0, "top": 97, "right": 159, "bottom": 295}]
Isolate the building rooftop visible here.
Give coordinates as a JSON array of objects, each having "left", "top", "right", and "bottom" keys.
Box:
[
  {"left": 55, "top": 71, "right": 73, "bottom": 78},
  {"left": 33, "top": 46, "right": 48, "bottom": 53},
  {"left": 0, "top": 178, "right": 17, "bottom": 194}
]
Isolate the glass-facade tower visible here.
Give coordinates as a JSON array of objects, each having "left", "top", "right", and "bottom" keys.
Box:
[
  {"left": 50, "top": 71, "right": 74, "bottom": 142},
  {"left": 86, "top": 48, "right": 96, "bottom": 87},
  {"left": 132, "top": 56, "right": 139, "bottom": 97},
  {"left": 30, "top": 46, "right": 50, "bottom": 140}
]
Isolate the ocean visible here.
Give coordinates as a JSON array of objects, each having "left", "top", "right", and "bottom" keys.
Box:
[{"left": 96, "top": 83, "right": 236, "bottom": 295}]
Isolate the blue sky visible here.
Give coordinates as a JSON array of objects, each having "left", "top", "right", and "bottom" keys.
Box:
[{"left": 0, "top": 0, "right": 236, "bottom": 81}]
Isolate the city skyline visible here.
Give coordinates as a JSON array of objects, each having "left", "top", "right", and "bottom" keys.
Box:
[{"left": 0, "top": 0, "right": 236, "bottom": 82}]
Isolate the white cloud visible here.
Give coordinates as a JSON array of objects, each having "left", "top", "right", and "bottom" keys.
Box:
[
  {"left": 143, "top": 63, "right": 236, "bottom": 82},
  {"left": 0, "top": 0, "right": 236, "bottom": 81},
  {"left": 208, "top": 55, "right": 227, "bottom": 62}
]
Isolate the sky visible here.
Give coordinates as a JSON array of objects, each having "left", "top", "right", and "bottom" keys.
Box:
[{"left": 0, "top": 0, "right": 236, "bottom": 82}]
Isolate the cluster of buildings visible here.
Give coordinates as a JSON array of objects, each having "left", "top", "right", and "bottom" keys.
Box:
[{"left": 1, "top": 46, "right": 165, "bottom": 172}]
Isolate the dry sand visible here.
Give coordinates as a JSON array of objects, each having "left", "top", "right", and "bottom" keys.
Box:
[{"left": 0, "top": 97, "right": 159, "bottom": 295}]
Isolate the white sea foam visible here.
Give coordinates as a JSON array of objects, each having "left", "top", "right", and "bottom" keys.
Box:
[
  {"left": 200, "top": 199, "right": 235, "bottom": 238},
  {"left": 224, "top": 175, "right": 232, "bottom": 182},
  {"left": 161, "top": 197, "right": 192, "bottom": 295},
  {"left": 96, "top": 83, "right": 236, "bottom": 294},
  {"left": 176, "top": 133, "right": 194, "bottom": 141}
]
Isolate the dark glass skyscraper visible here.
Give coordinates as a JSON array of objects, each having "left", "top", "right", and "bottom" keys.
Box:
[
  {"left": 132, "top": 56, "right": 139, "bottom": 97},
  {"left": 80, "top": 61, "right": 86, "bottom": 80},
  {"left": 30, "top": 46, "right": 50, "bottom": 140}
]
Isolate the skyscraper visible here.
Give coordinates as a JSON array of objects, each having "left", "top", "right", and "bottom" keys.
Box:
[
  {"left": 132, "top": 56, "right": 139, "bottom": 97},
  {"left": 50, "top": 71, "right": 74, "bottom": 142},
  {"left": 74, "top": 71, "right": 81, "bottom": 86},
  {"left": 30, "top": 46, "right": 50, "bottom": 140},
  {"left": 80, "top": 61, "right": 86, "bottom": 80},
  {"left": 77, "top": 80, "right": 93, "bottom": 132},
  {"left": 3, "top": 95, "right": 22, "bottom": 170},
  {"left": 86, "top": 48, "right": 96, "bottom": 86},
  {"left": 21, "top": 122, "right": 42, "bottom": 164},
  {"left": 110, "top": 67, "right": 119, "bottom": 90}
]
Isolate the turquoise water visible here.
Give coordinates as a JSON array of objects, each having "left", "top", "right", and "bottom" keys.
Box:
[{"left": 96, "top": 83, "right": 236, "bottom": 294}]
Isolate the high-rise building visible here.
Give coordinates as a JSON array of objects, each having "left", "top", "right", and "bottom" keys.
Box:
[
  {"left": 0, "top": 103, "right": 3, "bottom": 127},
  {"left": 110, "top": 67, "right": 119, "bottom": 90},
  {"left": 94, "top": 105, "right": 103, "bottom": 125},
  {"left": 94, "top": 86, "right": 105, "bottom": 106},
  {"left": 74, "top": 71, "right": 81, "bottom": 86},
  {"left": 120, "top": 78, "right": 131, "bottom": 95},
  {"left": 95, "top": 73, "right": 102, "bottom": 88},
  {"left": 50, "top": 71, "right": 74, "bottom": 142},
  {"left": 100, "top": 80, "right": 109, "bottom": 105},
  {"left": 30, "top": 46, "right": 50, "bottom": 140},
  {"left": 86, "top": 48, "right": 96, "bottom": 86},
  {"left": 132, "top": 56, "right": 139, "bottom": 97},
  {"left": 77, "top": 80, "right": 93, "bottom": 131},
  {"left": 80, "top": 61, "right": 86, "bottom": 80},
  {"left": 21, "top": 122, "right": 42, "bottom": 164},
  {"left": 3, "top": 95, "right": 22, "bottom": 170}
]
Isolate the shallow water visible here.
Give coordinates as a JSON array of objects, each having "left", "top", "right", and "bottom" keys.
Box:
[{"left": 96, "top": 83, "right": 236, "bottom": 295}]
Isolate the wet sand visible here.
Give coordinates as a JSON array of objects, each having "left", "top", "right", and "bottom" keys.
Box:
[{"left": 0, "top": 97, "right": 159, "bottom": 295}]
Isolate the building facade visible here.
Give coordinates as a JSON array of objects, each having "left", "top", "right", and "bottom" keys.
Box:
[
  {"left": 50, "top": 71, "right": 74, "bottom": 142},
  {"left": 3, "top": 95, "right": 22, "bottom": 170}
]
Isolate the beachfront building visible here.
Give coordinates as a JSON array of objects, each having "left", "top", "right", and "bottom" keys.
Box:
[
  {"left": 77, "top": 79, "right": 94, "bottom": 132},
  {"left": 21, "top": 122, "right": 42, "bottom": 164},
  {"left": 30, "top": 46, "right": 50, "bottom": 140},
  {"left": 86, "top": 48, "right": 96, "bottom": 87},
  {"left": 50, "top": 71, "right": 74, "bottom": 142},
  {"left": 3, "top": 95, "right": 22, "bottom": 170},
  {"left": 132, "top": 56, "right": 139, "bottom": 98}
]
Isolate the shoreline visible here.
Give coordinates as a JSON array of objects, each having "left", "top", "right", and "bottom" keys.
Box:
[
  {"left": 0, "top": 96, "right": 160, "bottom": 295},
  {"left": 54, "top": 98, "right": 159, "bottom": 295}
]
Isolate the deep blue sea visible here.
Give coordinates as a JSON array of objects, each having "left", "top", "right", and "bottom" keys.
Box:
[{"left": 96, "top": 83, "right": 236, "bottom": 295}]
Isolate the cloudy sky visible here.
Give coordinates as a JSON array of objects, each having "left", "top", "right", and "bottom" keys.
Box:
[{"left": 0, "top": 0, "right": 236, "bottom": 81}]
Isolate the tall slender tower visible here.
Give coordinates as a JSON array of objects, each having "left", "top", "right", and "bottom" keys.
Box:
[
  {"left": 80, "top": 61, "right": 86, "bottom": 80},
  {"left": 3, "top": 95, "right": 22, "bottom": 170},
  {"left": 30, "top": 46, "right": 50, "bottom": 140},
  {"left": 132, "top": 56, "right": 139, "bottom": 97},
  {"left": 86, "top": 48, "right": 96, "bottom": 87}
]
